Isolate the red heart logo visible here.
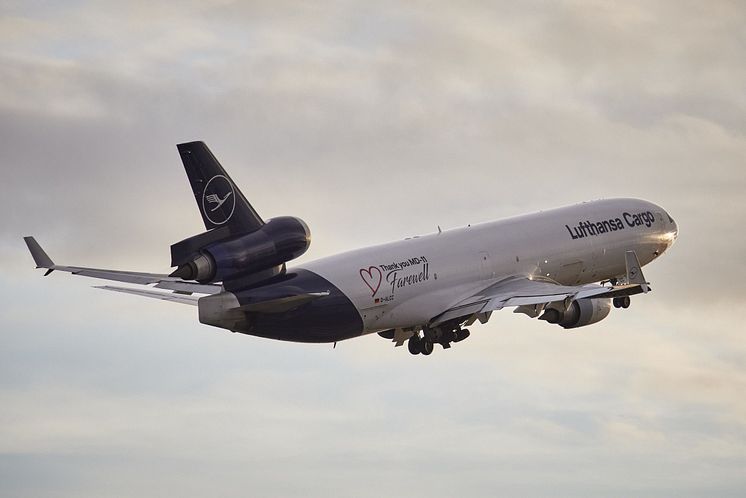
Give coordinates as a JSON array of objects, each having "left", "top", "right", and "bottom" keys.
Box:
[{"left": 359, "top": 266, "right": 382, "bottom": 296}]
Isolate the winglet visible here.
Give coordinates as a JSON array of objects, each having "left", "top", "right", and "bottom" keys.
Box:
[
  {"left": 625, "top": 250, "right": 649, "bottom": 293},
  {"left": 23, "top": 237, "right": 55, "bottom": 274}
]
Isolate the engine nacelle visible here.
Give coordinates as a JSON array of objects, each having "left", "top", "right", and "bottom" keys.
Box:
[
  {"left": 540, "top": 298, "right": 612, "bottom": 329},
  {"left": 171, "top": 216, "right": 310, "bottom": 284}
]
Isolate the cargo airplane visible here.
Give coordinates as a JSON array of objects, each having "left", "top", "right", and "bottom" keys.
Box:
[{"left": 25, "top": 142, "right": 678, "bottom": 355}]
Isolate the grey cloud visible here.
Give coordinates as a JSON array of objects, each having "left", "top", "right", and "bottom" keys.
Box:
[{"left": 1, "top": 1, "right": 746, "bottom": 496}]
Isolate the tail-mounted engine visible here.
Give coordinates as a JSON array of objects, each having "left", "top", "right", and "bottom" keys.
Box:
[
  {"left": 540, "top": 298, "right": 612, "bottom": 329},
  {"left": 170, "top": 141, "right": 312, "bottom": 290},
  {"left": 170, "top": 216, "right": 310, "bottom": 287}
]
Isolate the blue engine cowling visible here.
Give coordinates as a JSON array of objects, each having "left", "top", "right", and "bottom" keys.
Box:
[{"left": 170, "top": 216, "right": 310, "bottom": 284}]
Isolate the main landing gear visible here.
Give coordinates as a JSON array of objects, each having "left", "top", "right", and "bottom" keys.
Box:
[
  {"left": 408, "top": 327, "right": 471, "bottom": 356},
  {"left": 613, "top": 296, "right": 631, "bottom": 309}
]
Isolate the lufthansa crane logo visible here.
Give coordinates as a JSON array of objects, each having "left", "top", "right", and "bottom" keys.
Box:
[{"left": 202, "top": 175, "right": 235, "bottom": 225}]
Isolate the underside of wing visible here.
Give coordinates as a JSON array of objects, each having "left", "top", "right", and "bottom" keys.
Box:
[
  {"left": 430, "top": 275, "right": 648, "bottom": 327},
  {"left": 96, "top": 286, "right": 201, "bottom": 305}
]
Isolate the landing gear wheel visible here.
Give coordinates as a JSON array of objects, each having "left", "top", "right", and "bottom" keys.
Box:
[
  {"left": 420, "top": 339, "right": 434, "bottom": 356},
  {"left": 408, "top": 336, "right": 422, "bottom": 355},
  {"left": 454, "top": 329, "right": 471, "bottom": 343},
  {"left": 614, "top": 296, "right": 631, "bottom": 309}
]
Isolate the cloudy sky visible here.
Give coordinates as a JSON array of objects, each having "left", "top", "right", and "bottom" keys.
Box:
[{"left": 1, "top": 0, "right": 745, "bottom": 496}]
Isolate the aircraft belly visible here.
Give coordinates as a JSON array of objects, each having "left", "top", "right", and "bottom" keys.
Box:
[
  {"left": 369, "top": 281, "right": 491, "bottom": 330},
  {"left": 230, "top": 269, "right": 364, "bottom": 343},
  {"left": 303, "top": 248, "right": 488, "bottom": 332}
]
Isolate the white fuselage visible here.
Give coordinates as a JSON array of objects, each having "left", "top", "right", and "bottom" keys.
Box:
[{"left": 302, "top": 198, "right": 678, "bottom": 334}]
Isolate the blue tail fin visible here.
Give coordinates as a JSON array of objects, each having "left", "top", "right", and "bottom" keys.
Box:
[{"left": 177, "top": 141, "right": 264, "bottom": 233}]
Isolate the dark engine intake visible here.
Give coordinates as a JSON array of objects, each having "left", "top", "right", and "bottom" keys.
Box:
[
  {"left": 170, "top": 216, "right": 310, "bottom": 284},
  {"left": 540, "top": 298, "right": 612, "bottom": 329}
]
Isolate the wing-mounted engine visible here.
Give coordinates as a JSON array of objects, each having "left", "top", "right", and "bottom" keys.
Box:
[
  {"left": 539, "top": 298, "right": 612, "bottom": 329},
  {"left": 170, "top": 216, "right": 310, "bottom": 288}
]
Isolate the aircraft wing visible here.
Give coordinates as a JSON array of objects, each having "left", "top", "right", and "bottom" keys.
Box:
[
  {"left": 24, "top": 236, "right": 222, "bottom": 299},
  {"left": 95, "top": 285, "right": 201, "bottom": 305},
  {"left": 430, "top": 252, "right": 650, "bottom": 327},
  {"left": 430, "top": 277, "right": 645, "bottom": 326}
]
